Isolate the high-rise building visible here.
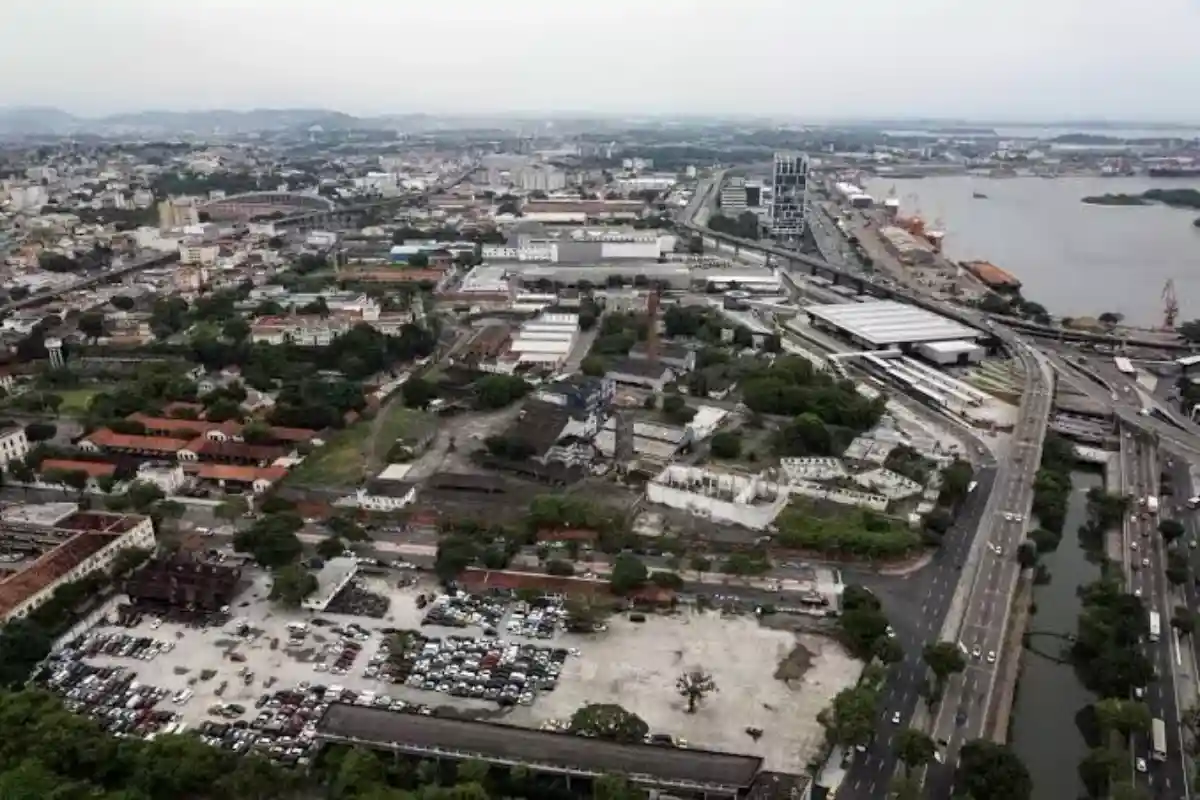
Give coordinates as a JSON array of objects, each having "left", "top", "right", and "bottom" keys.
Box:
[
  {"left": 157, "top": 197, "right": 199, "bottom": 231},
  {"left": 770, "top": 151, "right": 808, "bottom": 241},
  {"left": 515, "top": 165, "right": 566, "bottom": 193},
  {"left": 719, "top": 176, "right": 747, "bottom": 212}
]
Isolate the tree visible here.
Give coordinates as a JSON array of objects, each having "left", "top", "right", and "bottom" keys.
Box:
[
  {"left": 609, "top": 553, "right": 648, "bottom": 594},
  {"left": 111, "top": 295, "right": 136, "bottom": 311},
  {"left": 1016, "top": 541, "right": 1038, "bottom": 569},
  {"left": 22, "top": 422, "right": 56, "bottom": 442},
  {"left": 222, "top": 317, "right": 251, "bottom": 342},
  {"left": 1110, "top": 781, "right": 1151, "bottom": 800},
  {"left": 594, "top": 774, "right": 645, "bottom": 800},
  {"left": 676, "top": 670, "right": 716, "bottom": 713},
  {"left": 408, "top": 252, "right": 430, "bottom": 268},
  {"left": 818, "top": 685, "right": 879, "bottom": 749},
  {"left": 1159, "top": 518, "right": 1185, "bottom": 545},
  {"left": 581, "top": 355, "right": 607, "bottom": 377},
  {"left": 954, "top": 740, "right": 1032, "bottom": 800},
  {"left": 456, "top": 759, "right": 490, "bottom": 785},
  {"left": 568, "top": 703, "right": 648, "bottom": 743},
  {"left": 1094, "top": 698, "right": 1152, "bottom": 737},
  {"left": 1078, "top": 746, "right": 1121, "bottom": 798},
  {"left": 316, "top": 537, "right": 346, "bottom": 560},
  {"left": 0, "top": 619, "right": 53, "bottom": 688},
  {"left": 889, "top": 774, "right": 923, "bottom": 800},
  {"left": 894, "top": 728, "right": 936, "bottom": 773},
  {"left": 402, "top": 378, "right": 438, "bottom": 409},
  {"left": 1098, "top": 311, "right": 1124, "bottom": 328},
  {"left": 842, "top": 584, "right": 881, "bottom": 613},
  {"left": 233, "top": 514, "right": 304, "bottom": 568},
  {"left": 1173, "top": 606, "right": 1195, "bottom": 635},
  {"left": 710, "top": 431, "right": 742, "bottom": 460},
  {"left": 939, "top": 459, "right": 975, "bottom": 506},
  {"left": 269, "top": 564, "right": 318, "bottom": 606},
  {"left": 923, "top": 641, "right": 966, "bottom": 692},
  {"left": 545, "top": 559, "right": 574, "bottom": 577},
  {"left": 215, "top": 499, "right": 247, "bottom": 521},
  {"left": 78, "top": 311, "right": 106, "bottom": 341}
]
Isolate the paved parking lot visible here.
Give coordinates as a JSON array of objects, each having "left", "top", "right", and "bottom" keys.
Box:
[{"left": 59, "top": 572, "right": 858, "bottom": 772}]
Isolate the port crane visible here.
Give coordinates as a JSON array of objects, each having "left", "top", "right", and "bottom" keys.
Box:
[{"left": 1163, "top": 279, "right": 1179, "bottom": 329}]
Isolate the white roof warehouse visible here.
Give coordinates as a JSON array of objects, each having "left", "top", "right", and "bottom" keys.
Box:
[{"left": 802, "top": 300, "right": 982, "bottom": 350}]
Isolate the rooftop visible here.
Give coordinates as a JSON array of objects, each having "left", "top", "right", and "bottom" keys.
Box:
[
  {"left": 0, "top": 531, "right": 119, "bottom": 618},
  {"left": 803, "top": 300, "right": 981, "bottom": 347},
  {"left": 316, "top": 703, "right": 764, "bottom": 791}
]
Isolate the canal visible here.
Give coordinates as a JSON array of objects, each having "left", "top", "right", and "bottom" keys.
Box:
[{"left": 1009, "top": 471, "right": 1103, "bottom": 800}]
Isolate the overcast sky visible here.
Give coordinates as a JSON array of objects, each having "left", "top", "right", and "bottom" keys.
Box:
[{"left": 4, "top": 0, "right": 1199, "bottom": 121}]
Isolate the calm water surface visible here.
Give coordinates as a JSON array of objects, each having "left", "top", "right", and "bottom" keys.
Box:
[
  {"left": 862, "top": 176, "right": 1200, "bottom": 325},
  {"left": 1009, "top": 474, "right": 1102, "bottom": 800}
]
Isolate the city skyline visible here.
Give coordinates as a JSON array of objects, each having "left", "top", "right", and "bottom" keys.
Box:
[{"left": 4, "top": 0, "right": 1200, "bottom": 121}]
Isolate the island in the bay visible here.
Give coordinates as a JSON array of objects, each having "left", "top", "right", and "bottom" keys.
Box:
[{"left": 1082, "top": 187, "right": 1200, "bottom": 209}]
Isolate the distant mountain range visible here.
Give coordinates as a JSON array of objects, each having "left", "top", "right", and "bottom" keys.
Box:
[{"left": 0, "top": 107, "right": 437, "bottom": 136}]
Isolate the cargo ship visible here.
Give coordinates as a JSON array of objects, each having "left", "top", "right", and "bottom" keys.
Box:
[
  {"left": 894, "top": 214, "right": 945, "bottom": 254},
  {"left": 961, "top": 260, "right": 1021, "bottom": 290},
  {"left": 1149, "top": 161, "right": 1200, "bottom": 178}
]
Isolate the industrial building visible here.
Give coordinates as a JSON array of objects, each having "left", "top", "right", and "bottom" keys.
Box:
[
  {"left": 0, "top": 504, "right": 157, "bottom": 623},
  {"left": 694, "top": 268, "right": 783, "bottom": 294},
  {"left": 770, "top": 152, "right": 808, "bottom": 241},
  {"left": 647, "top": 465, "right": 790, "bottom": 531},
  {"left": 314, "top": 703, "right": 787, "bottom": 800},
  {"left": 508, "top": 312, "right": 579, "bottom": 367},
  {"left": 515, "top": 263, "right": 692, "bottom": 291},
  {"left": 124, "top": 554, "right": 241, "bottom": 613},
  {"left": 302, "top": 557, "right": 360, "bottom": 612},
  {"left": 803, "top": 300, "right": 983, "bottom": 354}
]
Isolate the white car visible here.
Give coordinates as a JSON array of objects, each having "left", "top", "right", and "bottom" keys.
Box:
[
  {"left": 1134, "top": 686, "right": 1145, "bottom": 699},
  {"left": 986, "top": 651, "right": 996, "bottom": 664},
  {"left": 1003, "top": 513, "right": 1015, "bottom": 522},
  {"left": 1143, "top": 558, "right": 1151, "bottom": 567},
  {"left": 1131, "top": 541, "right": 1139, "bottom": 551},
  {"left": 891, "top": 712, "right": 901, "bottom": 724},
  {"left": 972, "top": 646, "right": 982, "bottom": 659},
  {"left": 1134, "top": 588, "right": 1142, "bottom": 598},
  {"left": 1136, "top": 757, "right": 1148, "bottom": 773}
]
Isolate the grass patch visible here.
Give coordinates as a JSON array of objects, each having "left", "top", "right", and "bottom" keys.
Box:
[
  {"left": 373, "top": 405, "right": 437, "bottom": 463},
  {"left": 774, "top": 498, "right": 921, "bottom": 559},
  {"left": 285, "top": 423, "right": 372, "bottom": 487},
  {"left": 57, "top": 387, "right": 109, "bottom": 417}
]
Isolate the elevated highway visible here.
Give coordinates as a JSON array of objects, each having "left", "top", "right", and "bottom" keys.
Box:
[
  {"left": 0, "top": 251, "right": 180, "bottom": 321},
  {"left": 684, "top": 175, "right": 1194, "bottom": 353},
  {"left": 686, "top": 174, "right": 1054, "bottom": 796}
]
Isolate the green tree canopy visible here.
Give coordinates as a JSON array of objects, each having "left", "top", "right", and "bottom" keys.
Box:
[{"left": 568, "top": 703, "right": 649, "bottom": 744}]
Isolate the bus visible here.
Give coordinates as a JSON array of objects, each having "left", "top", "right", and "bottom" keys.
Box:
[
  {"left": 1149, "top": 611, "right": 1162, "bottom": 643},
  {"left": 1151, "top": 717, "right": 1167, "bottom": 762},
  {"left": 1115, "top": 356, "right": 1135, "bottom": 375}
]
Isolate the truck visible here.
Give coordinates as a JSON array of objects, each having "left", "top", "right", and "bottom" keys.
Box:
[
  {"left": 1147, "top": 496, "right": 1159, "bottom": 515},
  {"left": 1149, "top": 610, "right": 1161, "bottom": 643},
  {"left": 1188, "top": 496, "right": 1200, "bottom": 510}
]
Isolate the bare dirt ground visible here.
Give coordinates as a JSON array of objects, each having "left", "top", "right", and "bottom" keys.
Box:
[{"left": 72, "top": 575, "right": 860, "bottom": 773}]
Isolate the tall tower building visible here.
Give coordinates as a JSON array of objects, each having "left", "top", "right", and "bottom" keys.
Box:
[{"left": 770, "top": 151, "right": 808, "bottom": 242}]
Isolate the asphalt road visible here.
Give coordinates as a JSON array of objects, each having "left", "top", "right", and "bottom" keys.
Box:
[
  {"left": 918, "top": 344, "right": 1054, "bottom": 799},
  {"left": 836, "top": 465, "right": 998, "bottom": 800},
  {"left": 1122, "top": 431, "right": 1192, "bottom": 798}
]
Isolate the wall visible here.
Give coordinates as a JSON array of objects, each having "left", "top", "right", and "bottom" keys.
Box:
[{"left": 647, "top": 466, "right": 788, "bottom": 530}]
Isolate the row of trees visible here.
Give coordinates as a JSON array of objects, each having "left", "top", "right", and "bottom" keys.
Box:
[
  {"left": 775, "top": 505, "right": 922, "bottom": 561},
  {"left": 1031, "top": 433, "right": 1076, "bottom": 534},
  {"left": 0, "top": 687, "right": 644, "bottom": 800}
]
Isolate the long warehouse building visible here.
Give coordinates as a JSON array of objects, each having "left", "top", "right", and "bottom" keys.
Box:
[{"left": 804, "top": 300, "right": 985, "bottom": 364}]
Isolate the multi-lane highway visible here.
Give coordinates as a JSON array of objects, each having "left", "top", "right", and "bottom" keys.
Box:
[
  {"left": 917, "top": 345, "right": 1054, "bottom": 798},
  {"left": 836, "top": 463, "right": 998, "bottom": 799},
  {"left": 1121, "top": 430, "right": 1192, "bottom": 798}
]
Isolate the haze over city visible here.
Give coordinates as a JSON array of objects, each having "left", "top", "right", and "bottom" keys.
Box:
[{"left": 4, "top": 0, "right": 1200, "bottom": 120}]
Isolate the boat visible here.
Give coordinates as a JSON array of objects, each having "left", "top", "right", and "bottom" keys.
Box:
[
  {"left": 1149, "top": 166, "right": 1200, "bottom": 178},
  {"left": 972, "top": 192, "right": 988, "bottom": 199}
]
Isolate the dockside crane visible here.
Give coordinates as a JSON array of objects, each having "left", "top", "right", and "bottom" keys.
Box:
[{"left": 1163, "top": 279, "right": 1179, "bottom": 329}]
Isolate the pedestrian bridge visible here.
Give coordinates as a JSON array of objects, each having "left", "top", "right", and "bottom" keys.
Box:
[{"left": 1024, "top": 630, "right": 1077, "bottom": 664}]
